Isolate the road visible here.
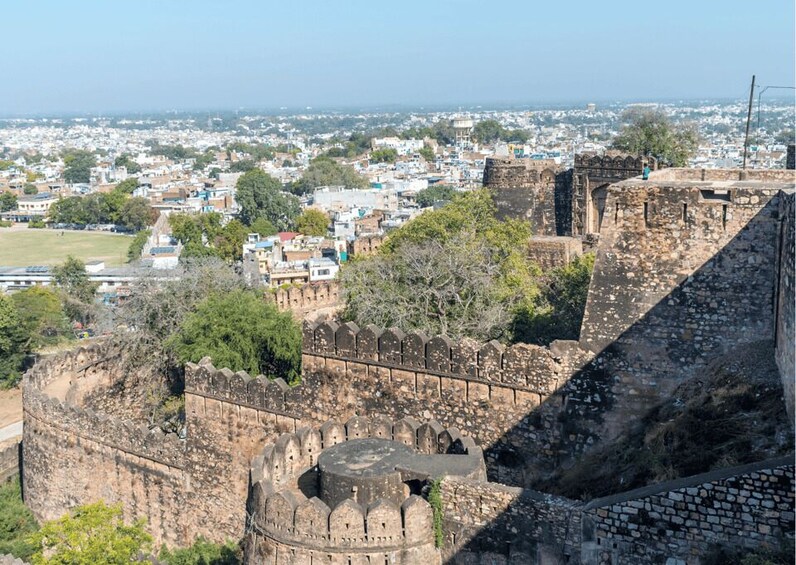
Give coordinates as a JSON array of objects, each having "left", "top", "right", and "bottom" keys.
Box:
[{"left": 0, "top": 421, "right": 22, "bottom": 443}]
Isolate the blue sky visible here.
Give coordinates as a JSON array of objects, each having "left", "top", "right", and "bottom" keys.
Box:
[{"left": 2, "top": 0, "right": 793, "bottom": 114}]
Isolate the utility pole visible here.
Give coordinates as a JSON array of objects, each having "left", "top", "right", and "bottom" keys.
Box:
[{"left": 742, "top": 75, "right": 756, "bottom": 170}]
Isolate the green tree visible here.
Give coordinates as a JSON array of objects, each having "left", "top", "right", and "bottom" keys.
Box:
[
  {"left": 169, "top": 213, "right": 204, "bottom": 245},
  {"left": 513, "top": 253, "right": 595, "bottom": 345},
  {"left": 0, "top": 477, "right": 39, "bottom": 560},
  {"left": 415, "top": 184, "right": 456, "bottom": 208},
  {"left": 296, "top": 209, "right": 329, "bottom": 236},
  {"left": 52, "top": 256, "right": 98, "bottom": 305},
  {"left": 62, "top": 149, "right": 96, "bottom": 184},
  {"left": 28, "top": 501, "right": 152, "bottom": 565},
  {"left": 473, "top": 120, "right": 505, "bottom": 144},
  {"left": 214, "top": 219, "right": 247, "bottom": 263},
  {"left": 159, "top": 537, "right": 241, "bottom": 565},
  {"left": 235, "top": 169, "right": 299, "bottom": 230},
  {"left": 23, "top": 183, "right": 38, "bottom": 195},
  {"left": 370, "top": 148, "right": 398, "bottom": 163},
  {"left": 342, "top": 190, "right": 538, "bottom": 342},
  {"left": 49, "top": 196, "right": 87, "bottom": 224},
  {"left": 0, "top": 294, "right": 28, "bottom": 386},
  {"left": 11, "top": 286, "right": 70, "bottom": 350},
  {"left": 166, "top": 289, "right": 302, "bottom": 383},
  {"left": 418, "top": 146, "right": 435, "bottom": 162},
  {"left": 114, "top": 154, "right": 141, "bottom": 174},
  {"left": 127, "top": 229, "right": 151, "bottom": 262},
  {"left": 119, "top": 197, "right": 156, "bottom": 231},
  {"left": 612, "top": 108, "right": 699, "bottom": 166},
  {"left": 250, "top": 217, "right": 277, "bottom": 237},
  {"left": 289, "top": 157, "right": 369, "bottom": 196},
  {"left": 0, "top": 192, "right": 17, "bottom": 212},
  {"left": 775, "top": 129, "right": 795, "bottom": 145},
  {"left": 114, "top": 177, "right": 139, "bottom": 195},
  {"left": 229, "top": 159, "right": 256, "bottom": 173}
]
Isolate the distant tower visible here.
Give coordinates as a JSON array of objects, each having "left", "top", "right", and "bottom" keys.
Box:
[
  {"left": 586, "top": 103, "right": 596, "bottom": 113},
  {"left": 452, "top": 116, "right": 474, "bottom": 148}
]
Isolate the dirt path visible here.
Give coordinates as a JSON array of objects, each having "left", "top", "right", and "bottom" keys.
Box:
[{"left": 0, "top": 388, "right": 22, "bottom": 428}]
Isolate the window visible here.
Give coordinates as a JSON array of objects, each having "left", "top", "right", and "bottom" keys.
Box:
[{"left": 317, "top": 269, "right": 330, "bottom": 276}]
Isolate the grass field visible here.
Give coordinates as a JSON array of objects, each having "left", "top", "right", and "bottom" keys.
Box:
[{"left": 0, "top": 228, "right": 132, "bottom": 267}]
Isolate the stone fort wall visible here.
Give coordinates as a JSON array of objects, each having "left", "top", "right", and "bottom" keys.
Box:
[
  {"left": 579, "top": 171, "right": 794, "bottom": 442},
  {"left": 22, "top": 345, "right": 188, "bottom": 546},
  {"left": 581, "top": 457, "right": 794, "bottom": 565},
  {"left": 483, "top": 157, "right": 571, "bottom": 236},
  {"left": 245, "top": 417, "right": 476, "bottom": 564},
  {"left": 20, "top": 170, "right": 795, "bottom": 560},
  {"left": 265, "top": 280, "right": 340, "bottom": 313},
  {"left": 775, "top": 190, "right": 795, "bottom": 421}
]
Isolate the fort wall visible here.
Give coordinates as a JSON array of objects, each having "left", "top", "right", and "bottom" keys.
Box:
[
  {"left": 440, "top": 478, "right": 582, "bottom": 564},
  {"left": 22, "top": 345, "right": 188, "bottom": 546},
  {"left": 483, "top": 157, "right": 569, "bottom": 236},
  {"left": 527, "top": 235, "right": 583, "bottom": 270},
  {"left": 265, "top": 280, "right": 340, "bottom": 313},
  {"left": 245, "top": 417, "right": 471, "bottom": 564},
  {"left": 348, "top": 234, "right": 385, "bottom": 256},
  {"left": 775, "top": 190, "right": 795, "bottom": 422},
  {"left": 0, "top": 442, "right": 20, "bottom": 482},
  {"left": 581, "top": 457, "right": 795, "bottom": 564}
]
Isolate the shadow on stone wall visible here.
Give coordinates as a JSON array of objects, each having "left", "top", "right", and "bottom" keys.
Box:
[{"left": 447, "top": 193, "right": 793, "bottom": 563}]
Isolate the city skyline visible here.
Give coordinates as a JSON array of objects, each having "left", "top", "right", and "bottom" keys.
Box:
[{"left": 2, "top": 0, "right": 794, "bottom": 115}]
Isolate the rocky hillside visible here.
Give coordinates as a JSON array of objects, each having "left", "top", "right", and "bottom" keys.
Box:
[{"left": 539, "top": 340, "right": 793, "bottom": 500}]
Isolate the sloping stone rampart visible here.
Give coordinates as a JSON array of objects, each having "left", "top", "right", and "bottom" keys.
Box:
[{"left": 581, "top": 457, "right": 795, "bottom": 565}]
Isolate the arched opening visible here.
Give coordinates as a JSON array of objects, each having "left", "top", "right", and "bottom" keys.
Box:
[{"left": 590, "top": 184, "right": 609, "bottom": 233}]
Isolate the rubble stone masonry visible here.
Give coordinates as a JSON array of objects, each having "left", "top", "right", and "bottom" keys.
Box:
[{"left": 20, "top": 169, "right": 795, "bottom": 562}]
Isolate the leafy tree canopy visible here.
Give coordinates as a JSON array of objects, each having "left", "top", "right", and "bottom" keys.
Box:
[
  {"left": 0, "top": 477, "right": 39, "bottom": 560},
  {"left": 0, "top": 294, "right": 28, "bottom": 386},
  {"left": 370, "top": 148, "right": 397, "bottom": 163},
  {"left": 169, "top": 213, "right": 245, "bottom": 262},
  {"left": 11, "top": 286, "right": 70, "bottom": 350},
  {"left": 227, "top": 142, "right": 274, "bottom": 161},
  {"left": 114, "top": 177, "right": 139, "bottom": 194},
  {"left": 415, "top": 184, "right": 457, "bottom": 208},
  {"left": 114, "top": 154, "right": 141, "bottom": 174},
  {"left": 342, "top": 190, "right": 539, "bottom": 342},
  {"left": 52, "top": 256, "right": 98, "bottom": 305},
  {"left": 249, "top": 217, "right": 277, "bottom": 237},
  {"left": 23, "top": 183, "right": 38, "bottom": 195},
  {"left": 289, "top": 157, "right": 369, "bottom": 196},
  {"left": 512, "top": 253, "right": 595, "bottom": 345},
  {"left": 49, "top": 193, "right": 155, "bottom": 230},
  {"left": 159, "top": 537, "right": 241, "bottom": 565},
  {"left": 296, "top": 209, "right": 329, "bottom": 236},
  {"left": 611, "top": 108, "right": 699, "bottom": 167},
  {"left": 127, "top": 229, "right": 150, "bottom": 262},
  {"left": 0, "top": 192, "right": 17, "bottom": 212},
  {"left": 62, "top": 149, "right": 96, "bottom": 184},
  {"left": 235, "top": 169, "right": 299, "bottom": 230},
  {"left": 472, "top": 120, "right": 530, "bottom": 144},
  {"left": 166, "top": 289, "right": 302, "bottom": 383},
  {"left": 229, "top": 159, "right": 256, "bottom": 173},
  {"left": 28, "top": 501, "right": 152, "bottom": 565}
]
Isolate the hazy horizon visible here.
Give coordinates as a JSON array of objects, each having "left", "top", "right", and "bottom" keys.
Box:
[{"left": 3, "top": 0, "right": 794, "bottom": 115}]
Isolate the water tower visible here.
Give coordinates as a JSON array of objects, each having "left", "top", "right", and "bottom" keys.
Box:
[{"left": 452, "top": 115, "right": 474, "bottom": 147}]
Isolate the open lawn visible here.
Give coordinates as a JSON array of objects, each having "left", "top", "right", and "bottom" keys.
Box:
[{"left": 0, "top": 228, "right": 132, "bottom": 267}]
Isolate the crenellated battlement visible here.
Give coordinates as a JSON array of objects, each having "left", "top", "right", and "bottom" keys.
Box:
[
  {"left": 184, "top": 357, "right": 303, "bottom": 418},
  {"left": 24, "top": 387, "right": 185, "bottom": 468},
  {"left": 266, "top": 280, "right": 340, "bottom": 312},
  {"left": 255, "top": 491, "right": 433, "bottom": 552},
  {"left": 247, "top": 416, "right": 481, "bottom": 561},
  {"left": 303, "top": 320, "right": 570, "bottom": 397},
  {"left": 249, "top": 415, "right": 481, "bottom": 490}
]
